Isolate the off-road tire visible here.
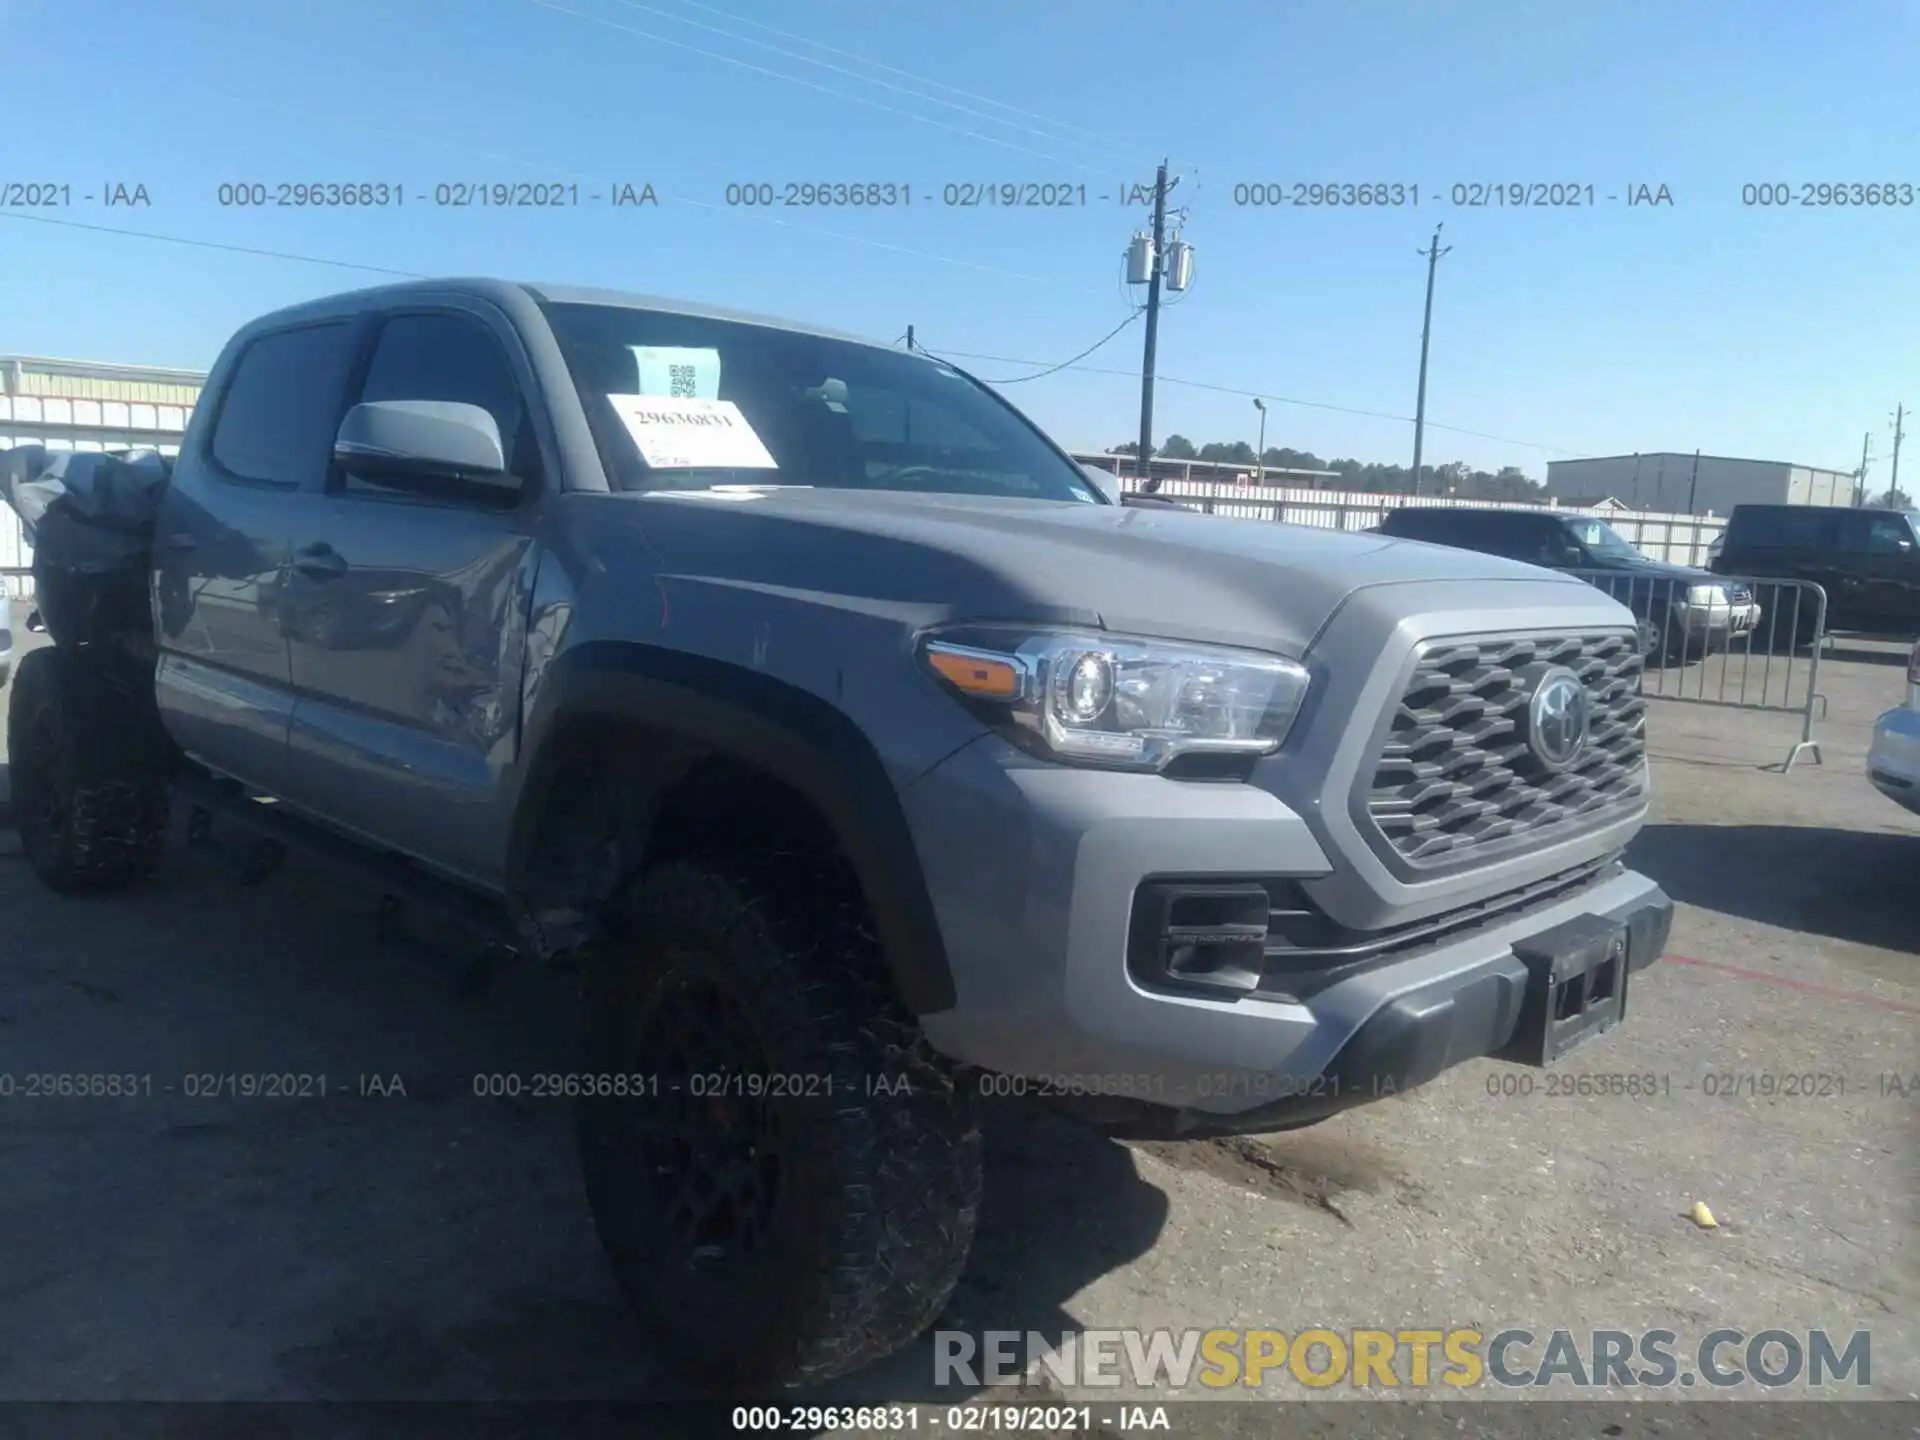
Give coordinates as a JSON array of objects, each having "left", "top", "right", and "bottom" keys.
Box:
[
  {"left": 576, "top": 858, "right": 982, "bottom": 1394},
  {"left": 7, "top": 646, "right": 171, "bottom": 893}
]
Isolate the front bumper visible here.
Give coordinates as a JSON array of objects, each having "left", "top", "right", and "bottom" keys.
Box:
[
  {"left": 1679, "top": 598, "right": 1759, "bottom": 637},
  {"left": 904, "top": 733, "right": 1672, "bottom": 1134},
  {"left": 1089, "top": 892, "right": 1671, "bottom": 1139},
  {"left": 1868, "top": 704, "right": 1920, "bottom": 816}
]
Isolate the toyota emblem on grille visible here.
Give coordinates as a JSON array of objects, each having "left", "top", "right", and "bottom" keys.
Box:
[{"left": 1526, "top": 667, "right": 1590, "bottom": 770}]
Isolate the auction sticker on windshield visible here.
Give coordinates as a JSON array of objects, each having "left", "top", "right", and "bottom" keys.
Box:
[
  {"left": 607, "top": 394, "right": 778, "bottom": 470},
  {"left": 627, "top": 345, "right": 721, "bottom": 400}
]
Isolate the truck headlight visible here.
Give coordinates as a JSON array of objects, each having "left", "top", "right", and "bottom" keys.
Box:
[
  {"left": 1687, "top": 583, "right": 1729, "bottom": 606},
  {"left": 919, "top": 627, "right": 1310, "bottom": 771}
]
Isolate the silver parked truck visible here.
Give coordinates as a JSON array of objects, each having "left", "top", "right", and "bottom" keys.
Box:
[{"left": 2, "top": 280, "right": 1672, "bottom": 1391}]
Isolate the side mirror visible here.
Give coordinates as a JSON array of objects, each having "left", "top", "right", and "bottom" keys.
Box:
[
  {"left": 1078, "top": 464, "right": 1123, "bottom": 503},
  {"left": 334, "top": 400, "right": 519, "bottom": 492}
]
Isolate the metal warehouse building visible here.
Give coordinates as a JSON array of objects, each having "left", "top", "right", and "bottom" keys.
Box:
[
  {"left": 0, "top": 354, "right": 201, "bottom": 456},
  {"left": 1544, "top": 452, "right": 1858, "bottom": 517}
]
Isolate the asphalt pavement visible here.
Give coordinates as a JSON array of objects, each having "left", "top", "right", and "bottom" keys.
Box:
[{"left": 0, "top": 625, "right": 1914, "bottom": 1437}]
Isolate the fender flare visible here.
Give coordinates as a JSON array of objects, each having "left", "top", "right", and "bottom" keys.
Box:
[{"left": 506, "top": 641, "right": 957, "bottom": 1016}]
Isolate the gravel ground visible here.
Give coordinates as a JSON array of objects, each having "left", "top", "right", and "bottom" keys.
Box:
[{"left": 0, "top": 623, "right": 1914, "bottom": 1437}]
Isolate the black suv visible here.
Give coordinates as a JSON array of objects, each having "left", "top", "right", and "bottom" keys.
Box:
[
  {"left": 1374, "top": 505, "right": 1758, "bottom": 663},
  {"left": 1709, "top": 504, "right": 1920, "bottom": 640}
]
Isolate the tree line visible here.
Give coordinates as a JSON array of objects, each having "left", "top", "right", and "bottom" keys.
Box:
[{"left": 1105, "top": 437, "right": 1547, "bottom": 502}]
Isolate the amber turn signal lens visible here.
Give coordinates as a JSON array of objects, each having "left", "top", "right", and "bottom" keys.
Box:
[{"left": 926, "top": 646, "right": 1020, "bottom": 698}]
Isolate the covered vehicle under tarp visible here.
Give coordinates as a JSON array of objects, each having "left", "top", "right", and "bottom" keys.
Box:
[{"left": 0, "top": 445, "right": 172, "bottom": 649}]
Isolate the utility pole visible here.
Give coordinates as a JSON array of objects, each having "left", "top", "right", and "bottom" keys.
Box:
[
  {"left": 1686, "top": 449, "right": 1701, "bottom": 514},
  {"left": 1136, "top": 160, "right": 1176, "bottom": 491},
  {"left": 1891, "top": 404, "right": 1907, "bottom": 503},
  {"left": 1253, "top": 398, "right": 1267, "bottom": 486},
  {"left": 1409, "top": 223, "right": 1451, "bottom": 496},
  {"left": 1855, "top": 431, "right": 1873, "bottom": 508}
]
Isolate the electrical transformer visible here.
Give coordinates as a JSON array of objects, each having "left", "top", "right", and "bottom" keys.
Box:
[
  {"left": 1125, "top": 233, "right": 1156, "bottom": 284},
  {"left": 1164, "top": 239, "right": 1194, "bottom": 292}
]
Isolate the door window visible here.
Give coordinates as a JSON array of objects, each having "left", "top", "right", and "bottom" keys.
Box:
[
  {"left": 1839, "top": 512, "right": 1917, "bottom": 556},
  {"left": 1499, "top": 515, "right": 1563, "bottom": 564},
  {"left": 1382, "top": 509, "right": 1463, "bottom": 543},
  {"left": 340, "top": 311, "right": 536, "bottom": 498},
  {"left": 1730, "top": 507, "right": 1828, "bottom": 551},
  {"left": 209, "top": 322, "right": 360, "bottom": 488}
]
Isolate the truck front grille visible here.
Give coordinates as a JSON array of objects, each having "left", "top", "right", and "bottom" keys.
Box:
[{"left": 1363, "top": 630, "right": 1646, "bottom": 868}]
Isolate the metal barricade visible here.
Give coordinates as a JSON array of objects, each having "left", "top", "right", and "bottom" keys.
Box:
[
  {"left": 1134, "top": 488, "right": 1377, "bottom": 532},
  {"left": 1562, "top": 569, "right": 1826, "bottom": 773},
  {"left": 1, "top": 565, "right": 31, "bottom": 602}
]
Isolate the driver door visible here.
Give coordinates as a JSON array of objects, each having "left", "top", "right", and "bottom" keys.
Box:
[
  {"left": 274, "top": 305, "right": 546, "bottom": 886},
  {"left": 1835, "top": 510, "right": 1920, "bottom": 635}
]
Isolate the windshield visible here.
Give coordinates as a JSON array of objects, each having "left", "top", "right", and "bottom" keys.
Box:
[
  {"left": 542, "top": 302, "right": 1101, "bottom": 504},
  {"left": 1566, "top": 517, "right": 1644, "bottom": 560}
]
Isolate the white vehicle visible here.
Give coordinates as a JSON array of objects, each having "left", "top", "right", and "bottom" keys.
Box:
[{"left": 1867, "top": 639, "right": 1920, "bottom": 816}]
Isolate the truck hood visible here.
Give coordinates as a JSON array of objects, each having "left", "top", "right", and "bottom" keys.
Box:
[{"left": 608, "top": 486, "right": 1594, "bottom": 655}]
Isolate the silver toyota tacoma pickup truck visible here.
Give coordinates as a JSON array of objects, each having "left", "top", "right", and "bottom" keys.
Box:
[{"left": 2, "top": 278, "right": 1672, "bottom": 1392}]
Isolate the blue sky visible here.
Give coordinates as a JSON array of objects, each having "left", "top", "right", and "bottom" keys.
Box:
[{"left": 1, "top": 0, "right": 1915, "bottom": 479}]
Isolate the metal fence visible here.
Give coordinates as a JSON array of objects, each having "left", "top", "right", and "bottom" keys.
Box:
[
  {"left": 1115, "top": 476, "right": 1729, "bottom": 566},
  {"left": 1562, "top": 568, "right": 1826, "bottom": 773},
  {"left": 1, "top": 565, "right": 30, "bottom": 602},
  {"left": 1, "top": 509, "right": 29, "bottom": 596}
]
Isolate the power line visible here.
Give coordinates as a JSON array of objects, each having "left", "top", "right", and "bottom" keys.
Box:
[
  {"left": 925, "top": 345, "right": 1576, "bottom": 454},
  {"left": 10, "top": 209, "right": 1575, "bottom": 462},
  {"left": 170, "top": 80, "right": 1097, "bottom": 291},
  {"left": 961, "top": 312, "right": 1142, "bottom": 384},
  {"left": 527, "top": 0, "right": 1099, "bottom": 173},
  {"left": 6, "top": 193, "right": 1073, "bottom": 303},
  {"left": 663, "top": 0, "right": 1148, "bottom": 158},
  {"left": 665, "top": 194, "right": 1064, "bottom": 284},
  {"left": 164, "top": 11, "right": 1170, "bottom": 296},
  {"left": 0, "top": 210, "right": 430, "bottom": 278},
  {"left": 174, "top": 14, "right": 1136, "bottom": 288},
  {"left": 613, "top": 0, "right": 1146, "bottom": 165}
]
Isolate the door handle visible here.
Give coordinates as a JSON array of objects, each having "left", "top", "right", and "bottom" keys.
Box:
[{"left": 292, "top": 543, "right": 348, "bottom": 580}]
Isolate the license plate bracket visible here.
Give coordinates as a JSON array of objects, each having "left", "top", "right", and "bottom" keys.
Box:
[{"left": 1494, "top": 913, "right": 1629, "bottom": 1067}]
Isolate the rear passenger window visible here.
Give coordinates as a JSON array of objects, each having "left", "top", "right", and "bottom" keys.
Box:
[
  {"left": 343, "top": 311, "right": 536, "bottom": 496},
  {"left": 1731, "top": 508, "right": 1826, "bottom": 549},
  {"left": 1492, "top": 515, "right": 1552, "bottom": 562},
  {"left": 1840, "top": 513, "right": 1916, "bottom": 555},
  {"left": 1384, "top": 509, "right": 1456, "bottom": 541},
  {"left": 209, "top": 322, "right": 359, "bottom": 488}
]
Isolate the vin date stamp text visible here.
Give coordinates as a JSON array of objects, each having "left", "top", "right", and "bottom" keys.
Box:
[
  {"left": 213, "top": 181, "right": 660, "bottom": 209},
  {"left": 1230, "top": 181, "right": 1674, "bottom": 209},
  {"left": 1739, "top": 181, "right": 1920, "bottom": 206},
  {"left": 2, "top": 181, "right": 150, "bottom": 208},
  {"left": 0, "top": 1072, "right": 408, "bottom": 1099},
  {"left": 1484, "top": 1070, "right": 1917, "bottom": 1101}
]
